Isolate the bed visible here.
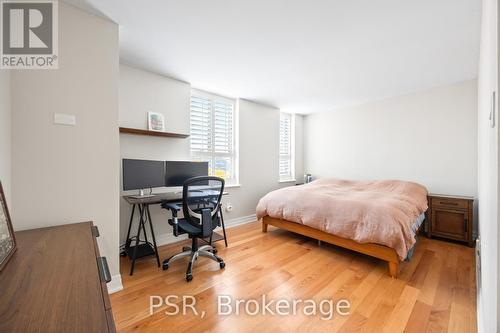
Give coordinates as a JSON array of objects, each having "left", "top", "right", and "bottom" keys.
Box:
[{"left": 256, "top": 178, "right": 429, "bottom": 278}]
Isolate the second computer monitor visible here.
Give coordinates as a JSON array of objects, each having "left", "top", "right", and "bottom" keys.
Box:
[{"left": 165, "top": 161, "right": 209, "bottom": 187}]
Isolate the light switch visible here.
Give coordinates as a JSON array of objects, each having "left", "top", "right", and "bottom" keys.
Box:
[{"left": 54, "top": 113, "right": 76, "bottom": 126}]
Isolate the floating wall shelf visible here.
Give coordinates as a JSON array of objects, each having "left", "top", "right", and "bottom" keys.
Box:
[{"left": 119, "top": 127, "right": 190, "bottom": 139}]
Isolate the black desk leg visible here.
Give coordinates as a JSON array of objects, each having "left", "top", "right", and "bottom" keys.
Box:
[
  {"left": 146, "top": 206, "right": 161, "bottom": 267},
  {"left": 125, "top": 204, "right": 136, "bottom": 249},
  {"left": 141, "top": 206, "right": 150, "bottom": 247},
  {"left": 220, "top": 209, "right": 228, "bottom": 247},
  {"left": 130, "top": 204, "right": 146, "bottom": 276}
]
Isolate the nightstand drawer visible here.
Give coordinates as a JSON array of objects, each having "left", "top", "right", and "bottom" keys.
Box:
[
  {"left": 431, "top": 197, "right": 469, "bottom": 210},
  {"left": 431, "top": 208, "right": 469, "bottom": 240}
]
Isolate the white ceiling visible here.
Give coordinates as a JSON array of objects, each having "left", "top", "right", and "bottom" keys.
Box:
[{"left": 70, "top": 0, "right": 482, "bottom": 114}]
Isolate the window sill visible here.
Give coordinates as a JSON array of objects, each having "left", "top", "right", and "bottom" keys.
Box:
[
  {"left": 225, "top": 184, "right": 241, "bottom": 188},
  {"left": 279, "top": 179, "right": 297, "bottom": 183}
]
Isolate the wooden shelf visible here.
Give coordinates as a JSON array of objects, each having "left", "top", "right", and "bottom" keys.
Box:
[{"left": 119, "top": 127, "right": 189, "bottom": 139}]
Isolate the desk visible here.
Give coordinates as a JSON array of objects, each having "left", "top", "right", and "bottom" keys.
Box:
[{"left": 123, "top": 191, "right": 228, "bottom": 275}]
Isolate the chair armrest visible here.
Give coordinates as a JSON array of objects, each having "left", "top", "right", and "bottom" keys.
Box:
[
  {"left": 162, "top": 202, "right": 181, "bottom": 211},
  {"left": 161, "top": 202, "right": 181, "bottom": 217}
]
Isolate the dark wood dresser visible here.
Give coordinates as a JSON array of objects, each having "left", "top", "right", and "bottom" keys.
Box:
[
  {"left": 0, "top": 222, "right": 116, "bottom": 332},
  {"left": 427, "top": 194, "right": 474, "bottom": 247}
]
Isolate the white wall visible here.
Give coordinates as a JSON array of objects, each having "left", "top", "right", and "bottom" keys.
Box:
[
  {"left": 119, "top": 64, "right": 190, "bottom": 135},
  {"left": 118, "top": 65, "right": 302, "bottom": 244},
  {"left": 0, "top": 70, "right": 11, "bottom": 206},
  {"left": 477, "top": 0, "right": 498, "bottom": 331},
  {"left": 119, "top": 64, "right": 191, "bottom": 241},
  {"left": 10, "top": 3, "right": 121, "bottom": 287},
  {"left": 226, "top": 99, "right": 280, "bottom": 219},
  {"left": 304, "top": 80, "right": 478, "bottom": 196}
]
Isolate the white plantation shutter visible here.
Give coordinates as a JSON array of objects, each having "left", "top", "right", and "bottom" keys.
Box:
[
  {"left": 190, "top": 96, "right": 212, "bottom": 154},
  {"left": 279, "top": 112, "right": 294, "bottom": 180},
  {"left": 213, "top": 101, "right": 233, "bottom": 154},
  {"left": 190, "top": 91, "right": 237, "bottom": 184}
]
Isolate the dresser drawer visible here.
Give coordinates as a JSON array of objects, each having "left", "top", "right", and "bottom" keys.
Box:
[
  {"left": 92, "top": 226, "right": 113, "bottom": 313},
  {"left": 431, "top": 197, "right": 469, "bottom": 210}
]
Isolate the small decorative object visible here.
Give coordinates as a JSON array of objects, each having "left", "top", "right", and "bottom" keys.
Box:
[
  {"left": 148, "top": 112, "right": 165, "bottom": 132},
  {"left": 304, "top": 173, "right": 313, "bottom": 184},
  {"left": 0, "top": 181, "right": 16, "bottom": 272}
]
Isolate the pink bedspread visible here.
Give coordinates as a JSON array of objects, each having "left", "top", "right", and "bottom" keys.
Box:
[{"left": 256, "top": 178, "right": 428, "bottom": 260}]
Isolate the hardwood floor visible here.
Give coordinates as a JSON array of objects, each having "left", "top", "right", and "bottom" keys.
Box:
[{"left": 110, "top": 221, "right": 477, "bottom": 332}]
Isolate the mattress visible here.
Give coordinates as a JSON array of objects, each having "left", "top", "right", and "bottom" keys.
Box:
[
  {"left": 405, "top": 212, "right": 426, "bottom": 261},
  {"left": 411, "top": 213, "right": 426, "bottom": 236}
]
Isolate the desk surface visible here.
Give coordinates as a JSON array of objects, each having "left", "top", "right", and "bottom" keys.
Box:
[
  {"left": 123, "top": 191, "right": 228, "bottom": 205},
  {"left": 0, "top": 222, "right": 114, "bottom": 332}
]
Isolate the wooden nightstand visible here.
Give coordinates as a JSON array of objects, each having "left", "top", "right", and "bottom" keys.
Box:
[{"left": 427, "top": 194, "right": 474, "bottom": 247}]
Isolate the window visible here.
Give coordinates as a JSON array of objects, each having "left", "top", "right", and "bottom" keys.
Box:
[
  {"left": 279, "top": 112, "right": 294, "bottom": 181},
  {"left": 190, "top": 90, "right": 238, "bottom": 185}
]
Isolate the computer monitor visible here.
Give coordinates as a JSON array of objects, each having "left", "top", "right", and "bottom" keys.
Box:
[
  {"left": 122, "top": 159, "right": 166, "bottom": 191},
  {"left": 165, "top": 161, "right": 209, "bottom": 187}
]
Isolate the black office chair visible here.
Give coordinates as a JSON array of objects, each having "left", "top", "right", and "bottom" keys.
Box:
[{"left": 161, "top": 176, "right": 226, "bottom": 282}]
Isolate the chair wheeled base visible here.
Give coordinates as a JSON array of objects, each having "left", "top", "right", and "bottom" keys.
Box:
[{"left": 162, "top": 238, "right": 225, "bottom": 282}]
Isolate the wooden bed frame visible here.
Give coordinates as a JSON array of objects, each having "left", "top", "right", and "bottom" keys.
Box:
[{"left": 261, "top": 216, "right": 400, "bottom": 278}]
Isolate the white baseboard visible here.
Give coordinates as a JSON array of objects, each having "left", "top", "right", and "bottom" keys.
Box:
[
  {"left": 155, "top": 214, "right": 257, "bottom": 247},
  {"left": 225, "top": 214, "right": 257, "bottom": 229},
  {"left": 156, "top": 232, "right": 189, "bottom": 246},
  {"left": 107, "top": 274, "right": 123, "bottom": 294}
]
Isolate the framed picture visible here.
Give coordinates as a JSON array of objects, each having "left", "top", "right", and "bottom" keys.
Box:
[
  {"left": 148, "top": 112, "right": 165, "bottom": 132},
  {"left": 0, "top": 182, "right": 16, "bottom": 272}
]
